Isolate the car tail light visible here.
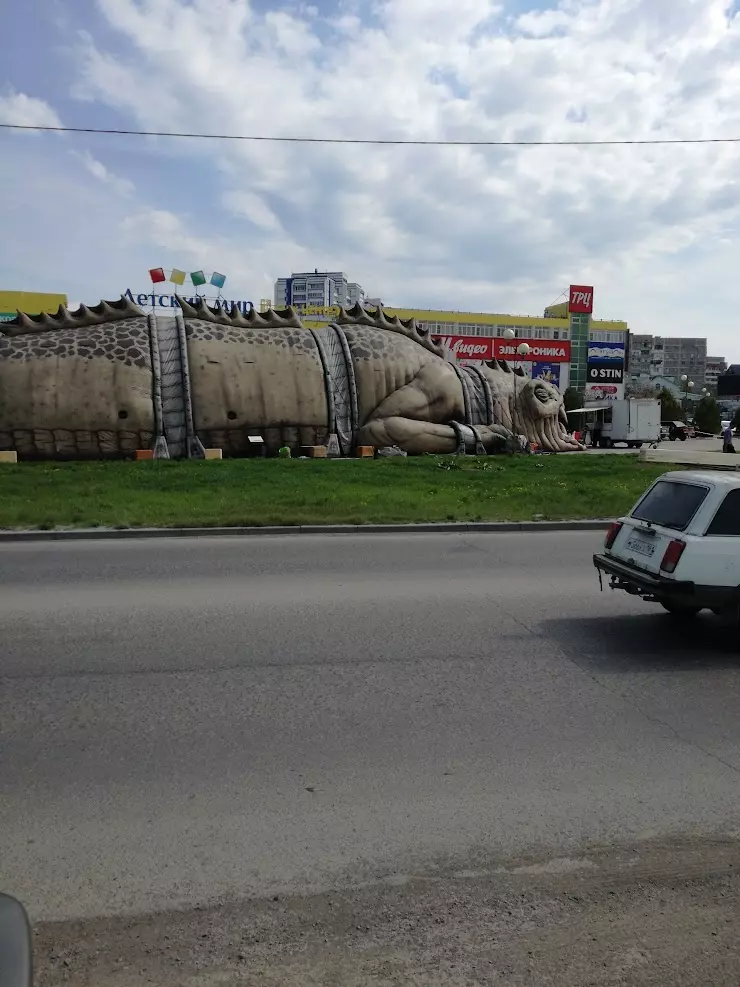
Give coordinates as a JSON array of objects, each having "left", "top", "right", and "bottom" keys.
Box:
[
  {"left": 660, "top": 539, "right": 686, "bottom": 574},
  {"left": 604, "top": 521, "right": 623, "bottom": 550}
]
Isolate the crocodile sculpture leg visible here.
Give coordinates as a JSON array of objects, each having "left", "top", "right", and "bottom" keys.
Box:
[
  {"left": 357, "top": 417, "right": 512, "bottom": 455},
  {"left": 365, "top": 362, "right": 463, "bottom": 424}
]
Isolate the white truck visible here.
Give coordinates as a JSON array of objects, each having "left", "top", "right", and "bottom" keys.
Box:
[{"left": 590, "top": 398, "right": 661, "bottom": 449}]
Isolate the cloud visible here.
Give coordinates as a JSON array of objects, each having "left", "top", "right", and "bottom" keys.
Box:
[
  {"left": 77, "top": 151, "right": 135, "bottom": 197},
  {"left": 4, "top": 0, "right": 740, "bottom": 358},
  {"left": 0, "top": 90, "right": 62, "bottom": 128},
  {"left": 222, "top": 191, "right": 282, "bottom": 232}
]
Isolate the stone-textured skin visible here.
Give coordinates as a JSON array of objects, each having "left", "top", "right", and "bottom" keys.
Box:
[
  {"left": 0, "top": 314, "right": 154, "bottom": 458},
  {"left": 185, "top": 320, "right": 330, "bottom": 455},
  {"left": 0, "top": 297, "right": 580, "bottom": 458}
]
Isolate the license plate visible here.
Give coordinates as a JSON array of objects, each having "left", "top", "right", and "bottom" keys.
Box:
[{"left": 625, "top": 536, "right": 655, "bottom": 558}]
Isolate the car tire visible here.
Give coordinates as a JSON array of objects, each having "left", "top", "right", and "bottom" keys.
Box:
[
  {"left": 679, "top": 434, "right": 687, "bottom": 441},
  {"left": 634, "top": 442, "right": 643, "bottom": 449},
  {"left": 660, "top": 601, "right": 701, "bottom": 617},
  {"left": 601, "top": 438, "right": 612, "bottom": 449}
]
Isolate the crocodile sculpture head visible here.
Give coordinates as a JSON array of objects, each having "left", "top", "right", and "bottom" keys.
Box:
[{"left": 481, "top": 368, "right": 578, "bottom": 452}]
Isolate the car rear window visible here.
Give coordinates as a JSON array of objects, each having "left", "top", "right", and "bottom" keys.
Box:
[
  {"left": 706, "top": 489, "right": 740, "bottom": 536},
  {"left": 631, "top": 480, "right": 708, "bottom": 531}
]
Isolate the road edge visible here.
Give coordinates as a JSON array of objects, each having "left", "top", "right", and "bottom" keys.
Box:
[{"left": 0, "top": 519, "right": 610, "bottom": 542}]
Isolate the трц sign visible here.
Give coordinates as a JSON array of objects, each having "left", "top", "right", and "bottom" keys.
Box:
[{"left": 568, "top": 285, "right": 594, "bottom": 314}]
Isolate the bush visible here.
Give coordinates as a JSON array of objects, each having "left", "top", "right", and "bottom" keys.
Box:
[
  {"left": 658, "top": 388, "right": 683, "bottom": 422},
  {"left": 563, "top": 387, "right": 584, "bottom": 411}
]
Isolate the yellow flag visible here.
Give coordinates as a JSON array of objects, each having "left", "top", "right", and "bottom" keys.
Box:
[{"left": 170, "top": 269, "right": 186, "bottom": 285}]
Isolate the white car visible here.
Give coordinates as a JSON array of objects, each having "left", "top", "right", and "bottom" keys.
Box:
[{"left": 593, "top": 470, "right": 740, "bottom": 619}]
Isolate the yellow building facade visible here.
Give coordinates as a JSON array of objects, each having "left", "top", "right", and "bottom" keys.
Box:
[{"left": 0, "top": 290, "right": 69, "bottom": 322}]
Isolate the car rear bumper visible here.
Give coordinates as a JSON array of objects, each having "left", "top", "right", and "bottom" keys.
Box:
[{"left": 593, "top": 553, "right": 735, "bottom": 608}]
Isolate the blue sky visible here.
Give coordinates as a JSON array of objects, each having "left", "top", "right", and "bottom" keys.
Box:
[{"left": 2, "top": 0, "right": 740, "bottom": 358}]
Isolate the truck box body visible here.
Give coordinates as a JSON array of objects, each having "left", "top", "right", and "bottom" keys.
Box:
[{"left": 589, "top": 399, "right": 661, "bottom": 448}]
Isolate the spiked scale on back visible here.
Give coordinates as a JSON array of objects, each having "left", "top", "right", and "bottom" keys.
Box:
[
  {"left": 0, "top": 297, "right": 144, "bottom": 337},
  {"left": 176, "top": 296, "right": 304, "bottom": 328},
  {"left": 0, "top": 296, "right": 523, "bottom": 376},
  {"left": 484, "top": 358, "right": 527, "bottom": 377},
  {"left": 335, "top": 303, "right": 444, "bottom": 358}
]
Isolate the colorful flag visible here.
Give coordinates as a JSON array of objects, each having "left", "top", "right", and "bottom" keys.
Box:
[
  {"left": 190, "top": 270, "right": 206, "bottom": 287},
  {"left": 210, "top": 271, "right": 226, "bottom": 290},
  {"left": 149, "top": 268, "right": 166, "bottom": 284},
  {"left": 170, "top": 269, "right": 186, "bottom": 286}
]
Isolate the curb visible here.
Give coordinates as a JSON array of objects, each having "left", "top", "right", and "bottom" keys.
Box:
[{"left": 0, "top": 520, "right": 610, "bottom": 543}]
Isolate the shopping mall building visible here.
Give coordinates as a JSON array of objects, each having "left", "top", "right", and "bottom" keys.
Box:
[{"left": 291, "top": 285, "right": 629, "bottom": 402}]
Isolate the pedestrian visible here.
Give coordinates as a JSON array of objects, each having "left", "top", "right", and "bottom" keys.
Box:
[
  {"left": 591, "top": 420, "right": 602, "bottom": 449},
  {"left": 723, "top": 423, "right": 735, "bottom": 453}
]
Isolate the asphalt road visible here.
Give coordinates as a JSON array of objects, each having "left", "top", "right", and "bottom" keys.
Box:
[{"left": 1, "top": 532, "right": 740, "bottom": 924}]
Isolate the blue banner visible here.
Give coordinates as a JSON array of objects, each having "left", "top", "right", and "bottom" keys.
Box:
[
  {"left": 587, "top": 342, "right": 624, "bottom": 362},
  {"left": 532, "top": 362, "right": 560, "bottom": 385}
]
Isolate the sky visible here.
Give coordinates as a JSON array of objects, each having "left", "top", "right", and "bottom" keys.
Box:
[{"left": 2, "top": 0, "right": 740, "bottom": 358}]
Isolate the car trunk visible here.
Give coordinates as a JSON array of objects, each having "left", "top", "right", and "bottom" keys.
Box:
[{"left": 609, "top": 478, "right": 710, "bottom": 576}]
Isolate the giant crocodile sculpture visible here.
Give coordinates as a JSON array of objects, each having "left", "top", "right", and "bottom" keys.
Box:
[{"left": 0, "top": 296, "right": 582, "bottom": 459}]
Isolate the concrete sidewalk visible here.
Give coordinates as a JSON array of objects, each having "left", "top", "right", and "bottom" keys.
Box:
[{"left": 0, "top": 518, "right": 610, "bottom": 541}]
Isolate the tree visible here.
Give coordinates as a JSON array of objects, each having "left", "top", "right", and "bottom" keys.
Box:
[
  {"left": 658, "top": 388, "right": 682, "bottom": 422},
  {"left": 563, "top": 387, "right": 584, "bottom": 412},
  {"left": 695, "top": 396, "right": 721, "bottom": 436},
  {"left": 733, "top": 408, "right": 740, "bottom": 433}
]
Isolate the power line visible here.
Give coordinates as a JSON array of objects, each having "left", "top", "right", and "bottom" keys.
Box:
[{"left": 2, "top": 122, "right": 740, "bottom": 146}]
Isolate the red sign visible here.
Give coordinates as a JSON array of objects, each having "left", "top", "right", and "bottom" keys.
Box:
[
  {"left": 568, "top": 285, "right": 594, "bottom": 314},
  {"left": 443, "top": 336, "right": 494, "bottom": 360},
  {"left": 439, "top": 336, "right": 570, "bottom": 363},
  {"left": 494, "top": 339, "right": 570, "bottom": 362}
]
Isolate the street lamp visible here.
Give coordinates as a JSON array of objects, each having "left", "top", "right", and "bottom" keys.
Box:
[
  {"left": 680, "top": 374, "right": 694, "bottom": 416},
  {"left": 503, "top": 328, "right": 516, "bottom": 340}
]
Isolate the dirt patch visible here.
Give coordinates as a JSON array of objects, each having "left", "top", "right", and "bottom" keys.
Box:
[{"left": 34, "top": 836, "right": 740, "bottom": 986}]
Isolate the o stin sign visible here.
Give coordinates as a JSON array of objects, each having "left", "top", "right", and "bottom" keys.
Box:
[{"left": 568, "top": 285, "right": 594, "bottom": 314}]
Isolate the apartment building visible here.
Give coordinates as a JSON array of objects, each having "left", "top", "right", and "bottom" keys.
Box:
[
  {"left": 705, "top": 356, "right": 728, "bottom": 390},
  {"left": 628, "top": 335, "right": 707, "bottom": 384},
  {"left": 274, "top": 271, "right": 364, "bottom": 309}
]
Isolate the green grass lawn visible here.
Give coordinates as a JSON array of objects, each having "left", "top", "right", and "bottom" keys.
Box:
[{"left": 0, "top": 454, "right": 674, "bottom": 530}]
